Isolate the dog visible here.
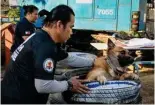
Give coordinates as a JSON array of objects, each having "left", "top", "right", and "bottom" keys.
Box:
[{"left": 86, "top": 38, "right": 139, "bottom": 83}]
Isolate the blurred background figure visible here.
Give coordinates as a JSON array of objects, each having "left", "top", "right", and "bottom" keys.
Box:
[
  {"left": 34, "top": 9, "right": 49, "bottom": 28},
  {"left": 11, "top": 5, "right": 38, "bottom": 53}
]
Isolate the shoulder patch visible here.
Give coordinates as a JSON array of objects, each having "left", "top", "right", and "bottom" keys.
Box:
[
  {"left": 43, "top": 58, "right": 54, "bottom": 73},
  {"left": 25, "top": 31, "right": 31, "bottom": 35}
]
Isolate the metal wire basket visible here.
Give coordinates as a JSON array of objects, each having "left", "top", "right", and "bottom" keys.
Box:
[{"left": 70, "top": 80, "right": 141, "bottom": 104}]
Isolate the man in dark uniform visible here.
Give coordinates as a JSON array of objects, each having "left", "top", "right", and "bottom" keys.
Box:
[
  {"left": 1, "top": 5, "right": 94, "bottom": 104},
  {"left": 11, "top": 5, "right": 38, "bottom": 53}
]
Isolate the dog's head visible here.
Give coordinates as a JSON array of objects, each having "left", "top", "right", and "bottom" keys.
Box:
[{"left": 107, "top": 39, "right": 134, "bottom": 67}]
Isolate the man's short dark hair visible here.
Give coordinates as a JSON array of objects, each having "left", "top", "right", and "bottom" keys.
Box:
[
  {"left": 23, "top": 5, "right": 38, "bottom": 16},
  {"left": 43, "top": 5, "right": 75, "bottom": 27},
  {"left": 38, "top": 9, "right": 49, "bottom": 17}
]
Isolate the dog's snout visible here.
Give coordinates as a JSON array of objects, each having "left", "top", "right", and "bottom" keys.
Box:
[{"left": 118, "top": 55, "right": 134, "bottom": 67}]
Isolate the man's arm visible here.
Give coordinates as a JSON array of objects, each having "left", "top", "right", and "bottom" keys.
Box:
[
  {"left": 35, "top": 76, "right": 90, "bottom": 94},
  {"left": 57, "top": 52, "right": 96, "bottom": 67},
  {"left": 18, "top": 23, "right": 35, "bottom": 40},
  {"left": 34, "top": 43, "right": 90, "bottom": 94},
  {"left": 35, "top": 79, "right": 68, "bottom": 93}
]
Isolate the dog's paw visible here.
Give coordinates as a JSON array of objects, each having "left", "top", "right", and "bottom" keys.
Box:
[
  {"left": 131, "top": 73, "right": 139, "bottom": 80},
  {"left": 120, "top": 73, "right": 140, "bottom": 81},
  {"left": 97, "top": 75, "right": 107, "bottom": 83}
]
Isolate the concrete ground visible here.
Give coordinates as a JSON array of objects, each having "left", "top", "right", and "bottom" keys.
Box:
[{"left": 139, "top": 71, "right": 154, "bottom": 104}]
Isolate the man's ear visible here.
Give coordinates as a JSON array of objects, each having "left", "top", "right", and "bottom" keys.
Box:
[
  {"left": 27, "top": 12, "right": 31, "bottom": 16},
  {"left": 56, "top": 20, "right": 64, "bottom": 29},
  {"left": 108, "top": 38, "right": 115, "bottom": 49}
]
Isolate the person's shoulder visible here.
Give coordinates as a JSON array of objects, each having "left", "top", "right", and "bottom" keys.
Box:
[
  {"left": 32, "top": 36, "right": 56, "bottom": 55},
  {"left": 17, "top": 18, "right": 31, "bottom": 26},
  {"left": 16, "top": 20, "right": 22, "bottom": 27},
  {"left": 32, "top": 30, "right": 54, "bottom": 46},
  {"left": 34, "top": 30, "right": 47, "bottom": 38},
  {"left": 35, "top": 30, "right": 50, "bottom": 39},
  {"left": 16, "top": 18, "right": 26, "bottom": 28},
  {"left": 18, "top": 17, "right": 26, "bottom": 24}
]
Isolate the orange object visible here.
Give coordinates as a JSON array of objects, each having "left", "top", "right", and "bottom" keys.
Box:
[{"left": 1, "top": 23, "right": 16, "bottom": 69}]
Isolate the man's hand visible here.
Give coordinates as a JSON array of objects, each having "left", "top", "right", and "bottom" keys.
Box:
[{"left": 68, "top": 76, "right": 90, "bottom": 94}]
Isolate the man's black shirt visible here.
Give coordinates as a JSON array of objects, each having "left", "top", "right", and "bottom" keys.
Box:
[
  {"left": 11, "top": 17, "right": 35, "bottom": 53},
  {"left": 1, "top": 29, "right": 68, "bottom": 104}
]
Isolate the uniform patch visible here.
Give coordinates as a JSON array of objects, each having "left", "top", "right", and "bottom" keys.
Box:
[
  {"left": 25, "top": 31, "right": 31, "bottom": 35},
  {"left": 43, "top": 58, "right": 54, "bottom": 73}
]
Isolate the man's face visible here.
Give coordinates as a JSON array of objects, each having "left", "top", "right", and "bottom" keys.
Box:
[
  {"left": 29, "top": 10, "right": 38, "bottom": 22},
  {"left": 58, "top": 14, "right": 75, "bottom": 42}
]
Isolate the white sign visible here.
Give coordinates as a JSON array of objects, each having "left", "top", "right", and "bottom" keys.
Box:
[
  {"left": 9, "top": 0, "right": 18, "bottom": 6},
  {"left": 98, "top": 9, "right": 114, "bottom": 15},
  {"left": 76, "top": 0, "right": 92, "bottom": 4}
]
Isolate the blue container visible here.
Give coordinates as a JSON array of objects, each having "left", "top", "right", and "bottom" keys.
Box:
[{"left": 17, "top": 0, "right": 147, "bottom": 31}]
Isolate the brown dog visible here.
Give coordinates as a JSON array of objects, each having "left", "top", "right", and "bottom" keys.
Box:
[{"left": 86, "top": 39, "right": 139, "bottom": 83}]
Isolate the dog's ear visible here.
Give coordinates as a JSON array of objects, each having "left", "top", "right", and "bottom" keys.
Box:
[{"left": 108, "top": 38, "right": 115, "bottom": 49}]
